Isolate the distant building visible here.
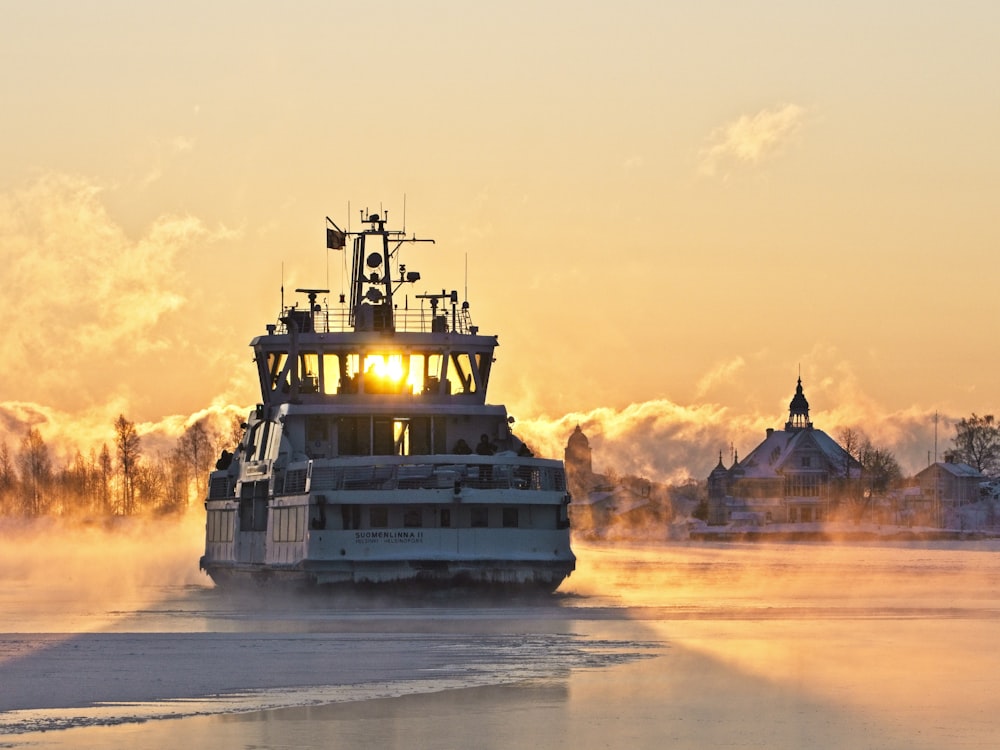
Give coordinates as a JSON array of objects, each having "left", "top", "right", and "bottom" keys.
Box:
[
  {"left": 564, "top": 425, "right": 671, "bottom": 537},
  {"left": 707, "top": 377, "right": 861, "bottom": 525},
  {"left": 565, "top": 425, "right": 593, "bottom": 479},
  {"left": 911, "top": 454, "right": 986, "bottom": 524}
]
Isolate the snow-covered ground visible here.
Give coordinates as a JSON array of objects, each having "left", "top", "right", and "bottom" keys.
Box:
[{"left": 3, "top": 518, "right": 1000, "bottom": 748}]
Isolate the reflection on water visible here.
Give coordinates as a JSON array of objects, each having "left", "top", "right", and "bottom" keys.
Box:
[
  {"left": 2, "top": 537, "right": 1000, "bottom": 749},
  {"left": 567, "top": 539, "right": 1000, "bottom": 615}
]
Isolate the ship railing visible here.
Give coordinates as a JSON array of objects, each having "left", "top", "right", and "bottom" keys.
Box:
[
  {"left": 276, "top": 306, "right": 478, "bottom": 335},
  {"left": 276, "top": 457, "right": 566, "bottom": 496}
]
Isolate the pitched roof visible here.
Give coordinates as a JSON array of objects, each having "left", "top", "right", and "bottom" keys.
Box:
[
  {"left": 915, "top": 461, "right": 985, "bottom": 480},
  {"left": 736, "top": 427, "right": 858, "bottom": 479}
]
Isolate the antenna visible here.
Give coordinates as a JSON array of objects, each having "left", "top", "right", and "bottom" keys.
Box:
[
  {"left": 402, "top": 193, "right": 407, "bottom": 234},
  {"left": 281, "top": 261, "right": 285, "bottom": 311},
  {"left": 464, "top": 252, "right": 468, "bottom": 302},
  {"left": 934, "top": 411, "right": 939, "bottom": 463}
]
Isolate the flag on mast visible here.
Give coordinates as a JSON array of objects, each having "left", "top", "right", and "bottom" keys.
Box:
[{"left": 325, "top": 217, "right": 346, "bottom": 249}]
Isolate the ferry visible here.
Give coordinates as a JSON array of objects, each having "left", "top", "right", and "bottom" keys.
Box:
[{"left": 199, "top": 210, "right": 575, "bottom": 589}]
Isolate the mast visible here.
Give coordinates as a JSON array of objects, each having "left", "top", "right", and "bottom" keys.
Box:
[{"left": 347, "top": 210, "right": 433, "bottom": 331}]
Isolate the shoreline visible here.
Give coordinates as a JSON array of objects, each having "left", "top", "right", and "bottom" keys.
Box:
[{"left": 688, "top": 527, "right": 999, "bottom": 543}]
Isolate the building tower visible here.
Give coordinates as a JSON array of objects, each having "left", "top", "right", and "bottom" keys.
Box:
[
  {"left": 565, "top": 425, "right": 593, "bottom": 476},
  {"left": 784, "top": 376, "right": 813, "bottom": 432}
]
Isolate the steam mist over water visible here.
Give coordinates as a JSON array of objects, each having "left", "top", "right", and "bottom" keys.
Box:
[
  {"left": 514, "top": 398, "right": 948, "bottom": 483},
  {"left": 0, "top": 513, "right": 208, "bottom": 633},
  {"left": 2, "top": 525, "right": 1000, "bottom": 748}
]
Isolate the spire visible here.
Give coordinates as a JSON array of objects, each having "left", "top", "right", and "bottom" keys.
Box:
[{"left": 785, "top": 376, "right": 813, "bottom": 431}]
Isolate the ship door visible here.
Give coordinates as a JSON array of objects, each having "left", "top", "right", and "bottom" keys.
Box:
[{"left": 236, "top": 480, "right": 269, "bottom": 564}]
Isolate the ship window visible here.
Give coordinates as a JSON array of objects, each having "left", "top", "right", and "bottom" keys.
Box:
[
  {"left": 298, "top": 352, "right": 320, "bottom": 393},
  {"left": 322, "top": 354, "right": 339, "bottom": 394},
  {"left": 338, "top": 417, "right": 371, "bottom": 456},
  {"left": 470, "top": 507, "right": 488, "bottom": 528},
  {"left": 403, "top": 508, "right": 423, "bottom": 528},
  {"left": 306, "top": 416, "right": 329, "bottom": 442},
  {"left": 426, "top": 353, "right": 445, "bottom": 392},
  {"left": 275, "top": 506, "right": 287, "bottom": 541},
  {"left": 445, "top": 352, "right": 479, "bottom": 395},
  {"left": 342, "top": 504, "right": 361, "bottom": 530},
  {"left": 558, "top": 499, "right": 570, "bottom": 529},
  {"left": 272, "top": 506, "right": 305, "bottom": 542},
  {"left": 335, "top": 353, "right": 361, "bottom": 394},
  {"left": 409, "top": 418, "right": 430, "bottom": 455},
  {"left": 361, "top": 353, "right": 408, "bottom": 394},
  {"left": 394, "top": 420, "right": 410, "bottom": 455},
  {"left": 370, "top": 507, "right": 388, "bottom": 528},
  {"left": 502, "top": 507, "right": 519, "bottom": 528},
  {"left": 475, "top": 353, "right": 491, "bottom": 389},
  {"left": 373, "top": 418, "right": 394, "bottom": 455},
  {"left": 439, "top": 508, "right": 451, "bottom": 528},
  {"left": 266, "top": 351, "right": 291, "bottom": 393},
  {"left": 207, "top": 509, "right": 235, "bottom": 542}
]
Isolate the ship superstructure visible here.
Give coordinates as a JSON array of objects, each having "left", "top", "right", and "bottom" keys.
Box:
[{"left": 200, "top": 211, "right": 575, "bottom": 588}]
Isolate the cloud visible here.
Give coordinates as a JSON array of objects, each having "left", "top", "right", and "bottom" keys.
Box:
[
  {"left": 514, "top": 358, "right": 958, "bottom": 484},
  {"left": 695, "top": 356, "right": 746, "bottom": 398},
  {"left": 515, "top": 398, "right": 761, "bottom": 486},
  {"left": 0, "top": 173, "right": 233, "bottom": 414},
  {"left": 699, "top": 103, "right": 805, "bottom": 177},
  {"left": 514, "top": 377, "right": 949, "bottom": 486},
  {"left": 139, "top": 135, "right": 196, "bottom": 188}
]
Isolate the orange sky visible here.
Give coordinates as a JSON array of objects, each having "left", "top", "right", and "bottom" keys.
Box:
[{"left": 2, "top": 2, "right": 999, "bottom": 478}]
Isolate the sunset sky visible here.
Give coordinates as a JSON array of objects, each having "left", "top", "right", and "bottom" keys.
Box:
[{"left": 2, "top": 2, "right": 999, "bottom": 479}]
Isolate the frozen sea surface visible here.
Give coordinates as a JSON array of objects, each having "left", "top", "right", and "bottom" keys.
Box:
[{"left": 3, "top": 519, "right": 1000, "bottom": 749}]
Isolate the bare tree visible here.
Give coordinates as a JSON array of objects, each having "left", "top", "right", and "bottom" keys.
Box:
[
  {"left": 178, "top": 420, "right": 216, "bottom": 505},
  {"left": 134, "top": 459, "right": 168, "bottom": 514},
  {"left": 96, "top": 444, "right": 113, "bottom": 515},
  {"left": 837, "top": 427, "right": 863, "bottom": 463},
  {"left": 114, "top": 415, "right": 141, "bottom": 515},
  {"left": 952, "top": 414, "right": 1000, "bottom": 475},
  {"left": 0, "top": 441, "right": 14, "bottom": 514},
  {"left": 860, "top": 440, "right": 903, "bottom": 496},
  {"left": 835, "top": 427, "right": 865, "bottom": 506},
  {"left": 61, "top": 449, "right": 90, "bottom": 516},
  {"left": 228, "top": 413, "right": 246, "bottom": 452},
  {"left": 163, "top": 445, "right": 191, "bottom": 513},
  {"left": 17, "top": 427, "right": 51, "bottom": 516}
]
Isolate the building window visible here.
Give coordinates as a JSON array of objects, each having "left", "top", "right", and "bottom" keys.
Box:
[
  {"left": 785, "top": 474, "right": 822, "bottom": 497},
  {"left": 403, "top": 508, "right": 423, "bottom": 528},
  {"left": 440, "top": 508, "right": 451, "bottom": 528},
  {"left": 470, "top": 507, "right": 488, "bottom": 527},
  {"left": 801, "top": 456, "right": 812, "bottom": 468}
]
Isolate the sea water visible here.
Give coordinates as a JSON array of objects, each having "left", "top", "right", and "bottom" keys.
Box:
[{"left": 2, "top": 527, "right": 999, "bottom": 749}]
